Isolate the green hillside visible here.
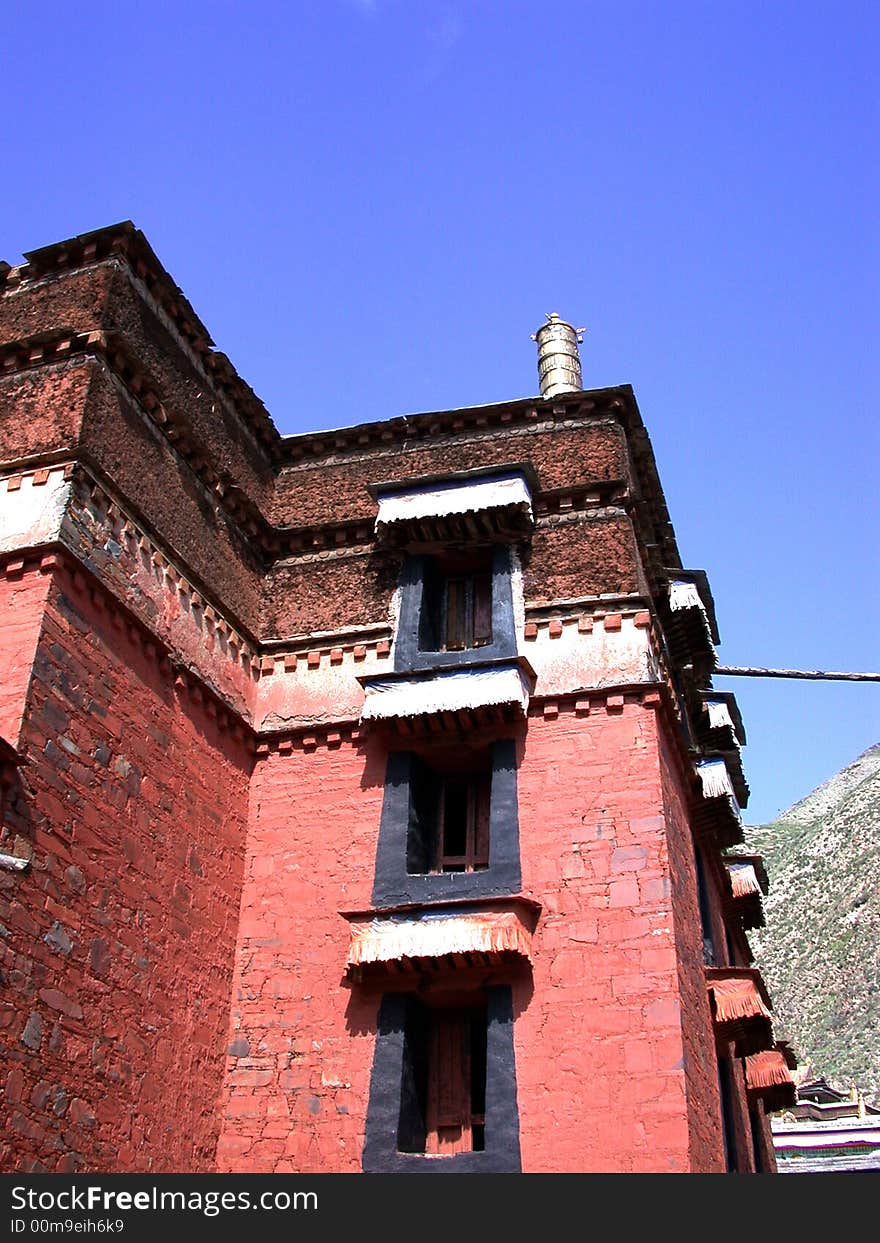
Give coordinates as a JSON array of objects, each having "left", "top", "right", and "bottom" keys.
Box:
[{"left": 746, "top": 743, "right": 880, "bottom": 1104}]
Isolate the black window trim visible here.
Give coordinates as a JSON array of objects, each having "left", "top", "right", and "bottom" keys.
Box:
[
  {"left": 372, "top": 739, "right": 522, "bottom": 909},
  {"left": 362, "top": 986, "right": 522, "bottom": 1173},
  {"left": 393, "top": 544, "right": 518, "bottom": 674}
]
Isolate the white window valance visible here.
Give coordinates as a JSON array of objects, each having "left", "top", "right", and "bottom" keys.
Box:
[
  {"left": 361, "top": 663, "right": 531, "bottom": 724},
  {"left": 375, "top": 472, "right": 533, "bottom": 541}
]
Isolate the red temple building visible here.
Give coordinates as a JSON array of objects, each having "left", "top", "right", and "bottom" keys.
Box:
[{"left": 0, "top": 224, "right": 795, "bottom": 1173}]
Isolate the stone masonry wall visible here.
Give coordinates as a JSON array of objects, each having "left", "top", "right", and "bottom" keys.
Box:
[
  {"left": 271, "top": 420, "right": 628, "bottom": 526},
  {"left": 0, "top": 365, "right": 90, "bottom": 465},
  {"left": 0, "top": 228, "right": 770, "bottom": 1175},
  {"left": 216, "top": 697, "right": 722, "bottom": 1173},
  {"left": 76, "top": 363, "right": 264, "bottom": 636},
  {"left": 216, "top": 735, "right": 385, "bottom": 1173},
  {"left": 0, "top": 564, "right": 251, "bottom": 1172},
  {"left": 0, "top": 565, "right": 52, "bottom": 749},
  {"left": 0, "top": 262, "right": 275, "bottom": 517},
  {"left": 514, "top": 700, "right": 694, "bottom": 1172},
  {"left": 658, "top": 722, "right": 727, "bottom": 1171},
  {"left": 657, "top": 725, "right": 772, "bottom": 1172}
]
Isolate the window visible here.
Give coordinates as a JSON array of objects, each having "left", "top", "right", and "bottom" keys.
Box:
[
  {"left": 419, "top": 550, "right": 493, "bottom": 653},
  {"left": 718, "top": 1056, "right": 740, "bottom": 1172},
  {"left": 694, "top": 847, "right": 717, "bottom": 966},
  {"left": 398, "top": 1001, "right": 488, "bottom": 1156},
  {"left": 749, "top": 1103, "right": 768, "bottom": 1173},
  {"left": 407, "top": 753, "right": 491, "bottom": 875},
  {"left": 363, "top": 987, "right": 521, "bottom": 1171},
  {"left": 392, "top": 544, "right": 517, "bottom": 674},
  {"left": 371, "top": 741, "right": 521, "bottom": 908},
  {"left": 433, "top": 775, "right": 490, "bottom": 873},
  {"left": 0, "top": 745, "right": 20, "bottom": 855}
]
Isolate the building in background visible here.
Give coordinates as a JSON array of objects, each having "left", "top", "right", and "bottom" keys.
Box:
[
  {"left": 772, "top": 1078, "right": 880, "bottom": 1173},
  {"left": 0, "top": 225, "right": 794, "bottom": 1173}
]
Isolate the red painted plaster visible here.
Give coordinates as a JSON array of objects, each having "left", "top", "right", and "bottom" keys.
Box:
[
  {"left": 514, "top": 705, "right": 692, "bottom": 1171},
  {"left": 0, "top": 566, "right": 52, "bottom": 748},
  {"left": 0, "top": 567, "right": 251, "bottom": 1173},
  {"left": 216, "top": 739, "right": 386, "bottom": 1173}
]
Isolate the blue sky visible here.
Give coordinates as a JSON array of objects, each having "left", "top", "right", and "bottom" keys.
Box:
[{"left": 2, "top": 1, "right": 877, "bottom": 823}]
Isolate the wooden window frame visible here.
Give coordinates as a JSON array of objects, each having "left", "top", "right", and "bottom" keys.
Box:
[
  {"left": 398, "top": 1000, "right": 488, "bottom": 1158},
  {"left": 363, "top": 987, "right": 522, "bottom": 1172},
  {"left": 718, "top": 1055, "right": 740, "bottom": 1173},
  {"left": 441, "top": 568, "right": 493, "bottom": 652},
  {"left": 433, "top": 774, "right": 491, "bottom": 874},
  {"left": 395, "top": 545, "right": 518, "bottom": 675},
  {"left": 418, "top": 549, "right": 494, "bottom": 655},
  {"left": 405, "top": 754, "right": 493, "bottom": 878},
  {"left": 695, "top": 846, "right": 718, "bottom": 967},
  {"left": 372, "top": 742, "right": 522, "bottom": 909}
]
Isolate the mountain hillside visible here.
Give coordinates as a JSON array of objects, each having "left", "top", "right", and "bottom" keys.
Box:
[{"left": 746, "top": 743, "right": 880, "bottom": 1105}]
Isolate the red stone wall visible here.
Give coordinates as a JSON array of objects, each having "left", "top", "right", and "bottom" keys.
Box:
[
  {"left": 0, "top": 563, "right": 251, "bottom": 1172},
  {"left": 657, "top": 726, "right": 772, "bottom": 1173},
  {"left": 271, "top": 421, "right": 629, "bottom": 527},
  {"left": 1, "top": 262, "right": 275, "bottom": 518},
  {"left": 75, "top": 363, "right": 264, "bottom": 635},
  {"left": 0, "top": 565, "right": 52, "bottom": 749},
  {"left": 0, "top": 365, "right": 90, "bottom": 463},
  {"left": 1, "top": 264, "right": 272, "bottom": 637},
  {"left": 718, "top": 1041, "right": 759, "bottom": 1172},
  {"left": 657, "top": 721, "right": 726, "bottom": 1171},
  {"left": 216, "top": 700, "right": 731, "bottom": 1174},
  {"left": 261, "top": 550, "right": 402, "bottom": 639},
  {"left": 750, "top": 1098, "right": 777, "bottom": 1172},
  {"left": 521, "top": 517, "right": 643, "bottom": 603},
  {"left": 100, "top": 267, "right": 276, "bottom": 515},
  {"left": 0, "top": 266, "right": 114, "bottom": 344},
  {"left": 515, "top": 702, "right": 693, "bottom": 1172},
  {"left": 216, "top": 736, "right": 385, "bottom": 1173}
]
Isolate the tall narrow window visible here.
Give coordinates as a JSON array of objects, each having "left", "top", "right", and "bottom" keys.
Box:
[
  {"left": 443, "top": 569, "right": 493, "bottom": 651},
  {"left": 718, "top": 1056, "right": 740, "bottom": 1172},
  {"left": 398, "top": 1002, "right": 488, "bottom": 1157},
  {"left": 364, "top": 987, "right": 521, "bottom": 1172},
  {"left": 695, "top": 848, "right": 717, "bottom": 966},
  {"left": 435, "top": 775, "right": 490, "bottom": 873},
  {"left": 749, "top": 1104, "right": 768, "bottom": 1173},
  {"left": 407, "top": 755, "right": 491, "bottom": 875},
  {"left": 420, "top": 551, "right": 493, "bottom": 653}
]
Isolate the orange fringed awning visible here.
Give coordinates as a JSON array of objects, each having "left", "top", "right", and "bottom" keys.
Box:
[
  {"left": 725, "top": 856, "right": 768, "bottom": 930},
  {"left": 345, "top": 906, "right": 533, "bottom": 977},
  {"left": 706, "top": 968, "right": 774, "bottom": 1056},
  {"left": 729, "top": 863, "right": 762, "bottom": 900},
  {"left": 746, "top": 1049, "right": 798, "bottom": 1111},
  {"left": 710, "top": 975, "right": 771, "bottom": 1023}
]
